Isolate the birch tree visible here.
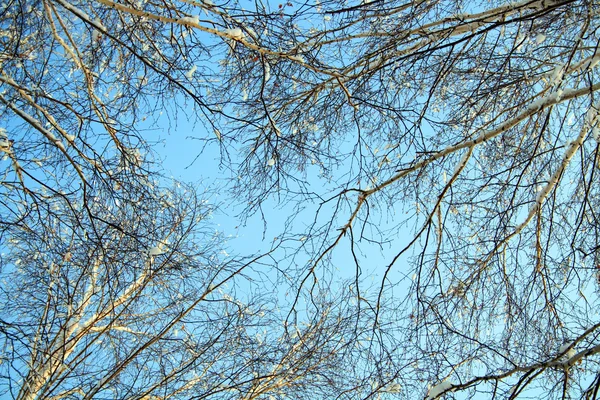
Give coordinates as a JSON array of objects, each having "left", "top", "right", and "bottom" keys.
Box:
[
  {"left": 2, "top": 0, "right": 600, "bottom": 398},
  {"left": 216, "top": 0, "right": 600, "bottom": 397},
  {"left": 0, "top": 171, "right": 378, "bottom": 399}
]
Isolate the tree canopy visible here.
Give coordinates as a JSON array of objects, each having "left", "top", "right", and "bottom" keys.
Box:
[{"left": 1, "top": 0, "right": 600, "bottom": 398}]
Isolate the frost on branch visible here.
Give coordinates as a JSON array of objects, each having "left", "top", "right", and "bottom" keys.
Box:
[
  {"left": 384, "top": 382, "right": 401, "bottom": 393},
  {"left": 89, "top": 16, "right": 106, "bottom": 41},
  {"left": 426, "top": 381, "right": 453, "bottom": 399},
  {"left": 0, "top": 128, "right": 10, "bottom": 153},
  {"left": 178, "top": 15, "right": 200, "bottom": 26},
  {"left": 186, "top": 65, "right": 197, "bottom": 80},
  {"left": 148, "top": 242, "right": 168, "bottom": 256},
  {"left": 558, "top": 342, "right": 576, "bottom": 363},
  {"left": 535, "top": 33, "right": 546, "bottom": 44},
  {"left": 223, "top": 28, "right": 245, "bottom": 40}
]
